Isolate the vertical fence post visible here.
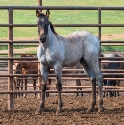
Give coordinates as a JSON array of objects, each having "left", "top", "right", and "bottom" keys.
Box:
[
  {"left": 38, "top": 0, "right": 42, "bottom": 6},
  {"left": 37, "top": 0, "right": 42, "bottom": 98},
  {"left": 8, "top": 7, "right": 14, "bottom": 110},
  {"left": 98, "top": 8, "right": 102, "bottom": 69},
  {"left": 98, "top": 8, "right": 101, "bottom": 40},
  {"left": 38, "top": 0, "right": 42, "bottom": 12}
]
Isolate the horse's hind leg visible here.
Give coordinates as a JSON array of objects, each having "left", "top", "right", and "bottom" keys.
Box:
[
  {"left": 76, "top": 79, "right": 79, "bottom": 97},
  {"left": 23, "top": 78, "right": 27, "bottom": 98},
  {"left": 46, "top": 79, "right": 52, "bottom": 97},
  {"left": 20, "top": 79, "right": 23, "bottom": 97},
  {"left": 76, "top": 79, "right": 83, "bottom": 97},
  {"left": 33, "top": 78, "right": 37, "bottom": 98},
  {"left": 17, "top": 79, "right": 20, "bottom": 98},
  {"left": 80, "top": 57, "right": 103, "bottom": 112},
  {"left": 89, "top": 62, "right": 103, "bottom": 112},
  {"left": 80, "top": 58, "right": 96, "bottom": 112},
  {"left": 13, "top": 78, "right": 17, "bottom": 98}
]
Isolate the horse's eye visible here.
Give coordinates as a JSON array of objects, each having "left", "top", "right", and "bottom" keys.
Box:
[{"left": 46, "top": 22, "right": 49, "bottom": 26}]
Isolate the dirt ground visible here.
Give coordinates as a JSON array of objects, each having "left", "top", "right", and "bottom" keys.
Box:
[
  {"left": 0, "top": 67, "right": 124, "bottom": 125},
  {"left": 0, "top": 93, "right": 124, "bottom": 125}
]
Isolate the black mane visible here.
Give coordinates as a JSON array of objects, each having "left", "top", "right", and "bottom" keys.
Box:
[{"left": 49, "top": 21, "right": 57, "bottom": 35}]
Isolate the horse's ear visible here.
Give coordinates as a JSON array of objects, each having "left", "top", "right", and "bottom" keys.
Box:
[
  {"left": 36, "top": 10, "right": 41, "bottom": 17},
  {"left": 46, "top": 10, "right": 50, "bottom": 18}
]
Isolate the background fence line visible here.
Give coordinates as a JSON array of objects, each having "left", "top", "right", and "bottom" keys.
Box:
[{"left": 0, "top": 0, "right": 124, "bottom": 110}]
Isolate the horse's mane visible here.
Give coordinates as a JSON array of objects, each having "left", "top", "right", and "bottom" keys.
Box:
[{"left": 49, "top": 21, "right": 57, "bottom": 35}]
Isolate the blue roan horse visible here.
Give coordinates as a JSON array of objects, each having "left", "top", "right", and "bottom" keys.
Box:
[{"left": 36, "top": 10, "right": 103, "bottom": 114}]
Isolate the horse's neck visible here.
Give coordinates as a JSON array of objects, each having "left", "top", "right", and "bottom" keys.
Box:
[
  {"left": 22, "top": 63, "right": 29, "bottom": 69},
  {"left": 44, "top": 25, "right": 57, "bottom": 47}
]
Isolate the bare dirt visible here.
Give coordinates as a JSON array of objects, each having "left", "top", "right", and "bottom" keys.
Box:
[
  {"left": 0, "top": 68, "right": 124, "bottom": 125},
  {"left": 0, "top": 95, "right": 124, "bottom": 125}
]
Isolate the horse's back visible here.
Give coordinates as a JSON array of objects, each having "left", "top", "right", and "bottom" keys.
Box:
[
  {"left": 61, "top": 31, "right": 100, "bottom": 66},
  {"left": 101, "top": 54, "right": 120, "bottom": 70}
]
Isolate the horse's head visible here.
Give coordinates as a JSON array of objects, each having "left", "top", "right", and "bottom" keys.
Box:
[
  {"left": 36, "top": 10, "right": 50, "bottom": 43},
  {"left": 13, "top": 61, "right": 24, "bottom": 74}
]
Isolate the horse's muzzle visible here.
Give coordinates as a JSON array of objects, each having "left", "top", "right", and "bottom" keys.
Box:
[{"left": 40, "top": 37, "right": 46, "bottom": 43}]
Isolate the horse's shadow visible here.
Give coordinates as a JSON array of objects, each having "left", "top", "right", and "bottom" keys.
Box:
[
  {"left": 4, "top": 107, "right": 124, "bottom": 115},
  {"left": 103, "top": 107, "right": 124, "bottom": 114}
]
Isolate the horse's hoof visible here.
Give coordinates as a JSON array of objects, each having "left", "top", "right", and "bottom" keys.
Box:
[
  {"left": 23, "top": 95, "right": 26, "bottom": 98},
  {"left": 87, "top": 107, "right": 94, "bottom": 112},
  {"left": 103, "top": 95, "right": 105, "bottom": 98},
  {"left": 56, "top": 108, "right": 62, "bottom": 115},
  {"left": 98, "top": 107, "right": 104, "bottom": 112},
  {"left": 75, "top": 94, "right": 79, "bottom": 97},
  {"left": 34, "top": 95, "right": 37, "bottom": 98},
  {"left": 35, "top": 109, "right": 42, "bottom": 115}
]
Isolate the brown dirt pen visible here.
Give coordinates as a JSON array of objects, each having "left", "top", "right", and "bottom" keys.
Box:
[{"left": 0, "top": 67, "right": 124, "bottom": 125}]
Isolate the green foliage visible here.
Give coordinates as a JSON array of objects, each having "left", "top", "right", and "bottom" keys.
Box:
[{"left": 101, "top": 46, "right": 124, "bottom": 52}]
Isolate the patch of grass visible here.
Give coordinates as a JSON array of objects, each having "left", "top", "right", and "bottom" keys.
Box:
[
  {"left": 0, "top": 0, "right": 124, "bottom": 53},
  {"left": 0, "top": 0, "right": 124, "bottom": 38},
  {"left": 101, "top": 46, "right": 124, "bottom": 52}
]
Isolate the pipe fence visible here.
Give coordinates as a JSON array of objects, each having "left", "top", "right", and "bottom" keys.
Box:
[{"left": 0, "top": 1, "right": 124, "bottom": 110}]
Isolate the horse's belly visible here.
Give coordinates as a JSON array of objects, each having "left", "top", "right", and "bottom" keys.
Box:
[{"left": 63, "top": 54, "right": 82, "bottom": 66}]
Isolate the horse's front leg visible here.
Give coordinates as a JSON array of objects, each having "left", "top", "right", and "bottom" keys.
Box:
[
  {"left": 54, "top": 64, "right": 63, "bottom": 114},
  {"left": 13, "top": 78, "right": 17, "bottom": 98},
  {"left": 35, "top": 66, "right": 49, "bottom": 114},
  {"left": 23, "top": 78, "right": 27, "bottom": 98},
  {"left": 20, "top": 78, "right": 23, "bottom": 97},
  {"left": 33, "top": 78, "right": 37, "bottom": 98}
]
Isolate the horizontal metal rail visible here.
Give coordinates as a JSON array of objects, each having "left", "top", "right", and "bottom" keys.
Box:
[
  {"left": 0, "top": 73, "right": 124, "bottom": 77},
  {"left": 0, "top": 24, "right": 124, "bottom": 27},
  {"left": 7, "top": 85, "right": 123, "bottom": 89},
  {"left": 0, "top": 77, "right": 124, "bottom": 80},
  {"left": 101, "top": 44, "right": 124, "bottom": 46},
  {"left": 53, "top": 86, "right": 124, "bottom": 89},
  {"left": 2, "top": 68, "right": 124, "bottom": 71},
  {"left": 0, "top": 40, "right": 124, "bottom": 43},
  {"left": 0, "top": 89, "right": 124, "bottom": 94},
  {"left": 0, "top": 53, "right": 36, "bottom": 55},
  {"left": 0, "top": 44, "right": 38, "bottom": 47},
  {"left": 0, "top": 6, "right": 124, "bottom": 10},
  {"left": 0, "top": 85, "right": 121, "bottom": 89},
  {"left": 1, "top": 57, "right": 124, "bottom": 60},
  {"left": 0, "top": 40, "right": 39, "bottom": 43}
]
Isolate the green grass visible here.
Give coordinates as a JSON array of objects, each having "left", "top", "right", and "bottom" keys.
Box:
[
  {"left": 0, "top": 0, "right": 124, "bottom": 38},
  {"left": 0, "top": 0, "right": 124, "bottom": 53}
]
